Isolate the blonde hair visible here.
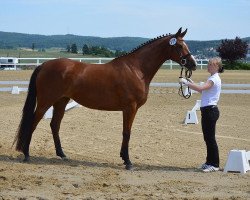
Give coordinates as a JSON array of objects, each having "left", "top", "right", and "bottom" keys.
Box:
[{"left": 208, "top": 57, "right": 224, "bottom": 73}]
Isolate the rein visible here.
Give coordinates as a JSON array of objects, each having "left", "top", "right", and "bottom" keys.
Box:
[
  {"left": 172, "top": 44, "right": 193, "bottom": 99},
  {"left": 178, "top": 67, "right": 192, "bottom": 99}
]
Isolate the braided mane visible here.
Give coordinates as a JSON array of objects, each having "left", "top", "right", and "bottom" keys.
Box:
[{"left": 116, "top": 33, "right": 172, "bottom": 58}]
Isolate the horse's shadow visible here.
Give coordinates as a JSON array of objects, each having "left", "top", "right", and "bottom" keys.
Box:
[{"left": 0, "top": 154, "right": 199, "bottom": 173}]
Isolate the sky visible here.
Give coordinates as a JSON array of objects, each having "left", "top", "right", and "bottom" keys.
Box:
[{"left": 1, "top": 0, "right": 250, "bottom": 41}]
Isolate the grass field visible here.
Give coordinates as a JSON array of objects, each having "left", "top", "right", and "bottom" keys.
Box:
[{"left": 0, "top": 48, "right": 97, "bottom": 58}]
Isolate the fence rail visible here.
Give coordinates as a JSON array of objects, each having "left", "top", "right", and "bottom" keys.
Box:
[
  {"left": 0, "top": 57, "right": 209, "bottom": 70},
  {"left": 1, "top": 81, "right": 250, "bottom": 94}
]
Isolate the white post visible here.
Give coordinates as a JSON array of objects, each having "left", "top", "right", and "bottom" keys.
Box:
[{"left": 11, "top": 86, "right": 20, "bottom": 94}]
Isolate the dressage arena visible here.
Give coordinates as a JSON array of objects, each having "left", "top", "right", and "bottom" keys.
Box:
[{"left": 0, "top": 69, "right": 249, "bottom": 199}]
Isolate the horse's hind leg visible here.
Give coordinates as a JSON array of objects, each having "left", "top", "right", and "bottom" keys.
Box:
[
  {"left": 50, "top": 97, "right": 70, "bottom": 159},
  {"left": 23, "top": 105, "right": 49, "bottom": 162}
]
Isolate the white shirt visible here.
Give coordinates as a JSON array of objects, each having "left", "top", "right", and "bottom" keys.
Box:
[{"left": 201, "top": 73, "right": 221, "bottom": 107}]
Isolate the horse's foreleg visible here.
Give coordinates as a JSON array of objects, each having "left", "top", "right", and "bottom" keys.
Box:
[
  {"left": 120, "top": 104, "right": 137, "bottom": 170},
  {"left": 50, "top": 97, "right": 70, "bottom": 159}
]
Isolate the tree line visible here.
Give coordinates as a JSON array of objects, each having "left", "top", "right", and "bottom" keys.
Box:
[{"left": 66, "top": 43, "right": 127, "bottom": 57}]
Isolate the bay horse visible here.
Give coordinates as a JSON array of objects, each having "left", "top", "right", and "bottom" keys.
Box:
[{"left": 14, "top": 28, "right": 196, "bottom": 170}]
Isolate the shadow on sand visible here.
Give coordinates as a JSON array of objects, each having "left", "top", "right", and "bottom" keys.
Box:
[{"left": 0, "top": 153, "right": 200, "bottom": 173}]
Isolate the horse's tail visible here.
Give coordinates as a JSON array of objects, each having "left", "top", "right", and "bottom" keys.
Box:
[{"left": 13, "top": 65, "right": 42, "bottom": 152}]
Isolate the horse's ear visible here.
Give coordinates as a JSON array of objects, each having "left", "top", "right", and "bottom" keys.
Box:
[
  {"left": 180, "top": 28, "right": 188, "bottom": 38},
  {"left": 175, "top": 27, "right": 182, "bottom": 37}
]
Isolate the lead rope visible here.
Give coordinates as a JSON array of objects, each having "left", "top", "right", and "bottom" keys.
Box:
[{"left": 178, "top": 67, "right": 192, "bottom": 99}]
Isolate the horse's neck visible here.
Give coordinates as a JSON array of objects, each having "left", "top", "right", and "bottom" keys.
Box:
[{"left": 127, "top": 39, "right": 171, "bottom": 84}]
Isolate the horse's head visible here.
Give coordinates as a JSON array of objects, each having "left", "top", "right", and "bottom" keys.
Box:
[{"left": 169, "top": 28, "right": 197, "bottom": 71}]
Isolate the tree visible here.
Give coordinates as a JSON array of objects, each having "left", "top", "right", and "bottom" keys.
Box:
[
  {"left": 81, "top": 44, "right": 127, "bottom": 57},
  {"left": 216, "top": 37, "right": 248, "bottom": 63},
  {"left": 66, "top": 45, "right": 71, "bottom": 53},
  {"left": 82, "top": 44, "right": 90, "bottom": 55},
  {"left": 71, "top": 43, "right": 78, "bottom": 54},
  {"left": 32, "top": 43, "right": 35, "bottom": 51},
  {"left": 115, "top": 50, "right": 127, "bottom": 57}
]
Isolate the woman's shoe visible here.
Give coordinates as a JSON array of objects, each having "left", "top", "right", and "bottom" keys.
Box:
[{"left": 203, "top": 165, "right": 219, "bottom": 172}]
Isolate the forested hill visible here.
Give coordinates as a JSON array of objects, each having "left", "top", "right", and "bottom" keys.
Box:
[
  {"left": 0, "top": 31, "right": 249, "bottom": 58},
  {"left": 0, "top": 31, "right": 147, "bottom": 51}
]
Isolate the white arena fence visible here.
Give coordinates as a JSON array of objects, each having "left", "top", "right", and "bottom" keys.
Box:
[
  {"left": 0, "top": 57, "right": 209, "bottom": 70},
  {"left": 1, "top": 81, "right": 250, "bottom": 94}
]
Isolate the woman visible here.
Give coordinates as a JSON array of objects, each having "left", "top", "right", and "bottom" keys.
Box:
[{"left": 180, "top": 57, "right": 224, "bottom": 172}]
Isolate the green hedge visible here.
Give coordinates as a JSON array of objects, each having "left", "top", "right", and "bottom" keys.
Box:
[{"left": 223, "top": 61, "right": 250, "bottom": 70}]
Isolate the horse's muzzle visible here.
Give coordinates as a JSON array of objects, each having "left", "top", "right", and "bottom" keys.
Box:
[{"left": 186, "top": 55, "right": 197, "bottom": 71}]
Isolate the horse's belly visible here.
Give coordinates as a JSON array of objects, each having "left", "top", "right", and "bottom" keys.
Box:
[
  {"left": 69, "top": 73, "right": 147, "bottom": 111},
  {"left": 71, "top": 90, "right": 126, "bottom": 111}
]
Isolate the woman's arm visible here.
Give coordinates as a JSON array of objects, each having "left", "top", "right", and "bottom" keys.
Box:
[{"left": 187, "top": 80, "right": 214, "bottom": 93}]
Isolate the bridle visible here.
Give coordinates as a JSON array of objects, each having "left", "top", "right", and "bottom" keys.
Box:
[
  {"left": 178, "top": 67, "right": 192, "bottom": 99},
  {"left": 172, "top": 42, "right": 193, "bottom": 99},
  {"left": 180, "top": 52, "right": 192, "bottom": 66}
]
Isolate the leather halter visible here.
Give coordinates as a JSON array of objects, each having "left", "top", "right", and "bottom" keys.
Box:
[{"left": 180, "top": 52, "right": 191, "bottom": 66}]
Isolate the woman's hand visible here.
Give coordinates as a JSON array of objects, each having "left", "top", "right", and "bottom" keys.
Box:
[{"left": 179, "top": 78, "right": 193, "bottom": 85}]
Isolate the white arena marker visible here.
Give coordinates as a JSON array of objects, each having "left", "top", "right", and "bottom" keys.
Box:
[
  {"left": 184, "top": 110, "right": 198, "bottom": 124},
  {"left": 65, "top": 101, "right": 79, "bottom": 110},
  {"left": 184, "top": 99, "right": 200, "bottom": 124},
  {"left": 192, "top": 100, "right": 201, "bottom": 111},
  {"left": 44, "top": 100, "right": 80, "bottom": 119},
  {"left": 224, "top": 150, "right": 250, "bottom": 174},
  {"left": 44, "top": 107, "right": 53, "bottom": 119}
]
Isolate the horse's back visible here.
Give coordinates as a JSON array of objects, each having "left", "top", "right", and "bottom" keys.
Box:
[{"left": 39, "top": 58, "right": 84, "bottom": 73}]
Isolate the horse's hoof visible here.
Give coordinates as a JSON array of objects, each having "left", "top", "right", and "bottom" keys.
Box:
[
  {"left": 125, "top": 164, "right": 133, "bottom": 170},
  {"left": 23, "top": 157, "right": 30, "bottom": 163},
  {"left": 56, "top": 151, "right": 66, "bottom": 158},
  {"left": 61, "top": 156, "right": 68, "bottom": 161}
]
